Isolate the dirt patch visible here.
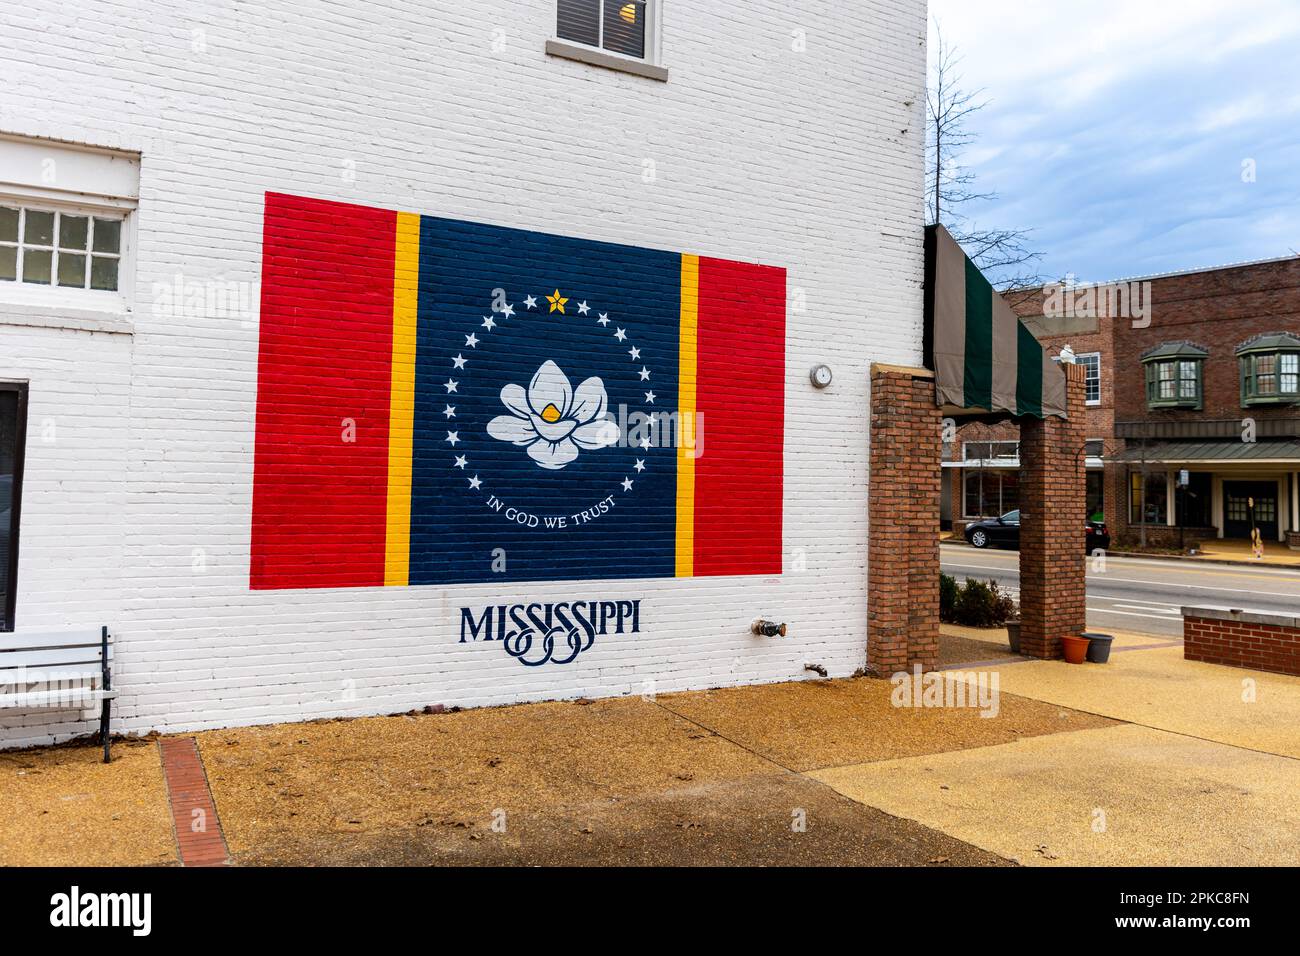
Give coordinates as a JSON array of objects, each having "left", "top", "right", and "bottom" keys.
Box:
[
  {"left": 231, "top": 771, "right": 1011, "bottom": 867},
  {"left": 0, "top": 737, "right": 175, "bottom": 866},
  {"left": 198, "top": 696, "right": 779, "bottom": 859},
  {"left": 656, "top": 676, "right": 1119, "bottom": 772},
  {"left": 939, "top": 631, "right": 1025, "bottom": 668}
]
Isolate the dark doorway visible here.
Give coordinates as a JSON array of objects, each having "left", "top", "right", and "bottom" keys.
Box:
[
  {"left": 1180, "top": 472, "right": 1213, "bottom": 528},
  {"left": 1, "top": 382, "right": 27, "bottom": 632},
  {"left": 1223, "top": 481, "right": 1279, "bottom": 541}
]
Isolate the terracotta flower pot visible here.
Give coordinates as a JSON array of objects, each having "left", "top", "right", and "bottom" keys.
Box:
[{"left": 1061, "top": 635, "right": 1089, "bottom": 664}]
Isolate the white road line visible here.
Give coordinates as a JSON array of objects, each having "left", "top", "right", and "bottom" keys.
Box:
[
  {"left": 941, "top": 547, "right": 1300, "bottom": 581},
  {"left": 1111, "top": 604, "right": 1181, "bottom": 614},
  {"left": 1087, "top": 607, "right": 1186, "bottom": 621},
  {"left": 942, "top": 562, "right": 1300, "bottom": 598}
]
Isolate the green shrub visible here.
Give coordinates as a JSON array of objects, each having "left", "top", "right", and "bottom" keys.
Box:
[
  {"left": 939, "top": 573, "right": 958, "bottom": 623},
  {"left": 950, "top": 577, "right": 1018, "bottom": 628}
]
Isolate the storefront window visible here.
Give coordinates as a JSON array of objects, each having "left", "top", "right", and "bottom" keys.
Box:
[
  {"left": 1129, "top": 471, "right": 1168, "bottom": 524},
  {"left": 1086, "top": 472, "right": 1104, "bottom": 522},
  {"left": 964, "top": 469, "right": 1019, "bottom": 517},
  {"left": 1177, "top": 472, "right": 1213, "bottom": 527}
]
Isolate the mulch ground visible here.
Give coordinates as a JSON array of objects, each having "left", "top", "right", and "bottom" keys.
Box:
[
  {"left": 194, "top": 673, "right": 1114, "bottom": 867},
  {"left": 0, "top": 644, "right": 1123, "bottom": 867}
]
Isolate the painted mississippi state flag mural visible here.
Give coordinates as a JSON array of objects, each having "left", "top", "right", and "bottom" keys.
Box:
[{"left": 251, "top": 193, "right": 785, "bottom": 589}]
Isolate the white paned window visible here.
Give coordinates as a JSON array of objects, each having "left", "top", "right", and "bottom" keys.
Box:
[
  {"left": 1077, "top": 351, "right": 1102, "bottom": 405},
  {"left": 0, "top": 203, "right": 124, "bottom": 291}
]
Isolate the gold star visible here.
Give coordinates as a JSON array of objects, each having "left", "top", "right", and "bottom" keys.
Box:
[{"left": 546, "top": 289, "right": 569, "bottom": 314}]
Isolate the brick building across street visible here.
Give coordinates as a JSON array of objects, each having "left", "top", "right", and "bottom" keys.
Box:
[{"left": 946, "top": 257, "right": 1300, "bottom": 549}]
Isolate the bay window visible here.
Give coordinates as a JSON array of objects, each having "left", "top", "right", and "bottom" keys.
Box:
[
  {"left": 1238, "top": 333, "right": 1300, "bottom": 405},
  {"left": 1142, "top": 342, "right": 1206, "bottom": 410}
]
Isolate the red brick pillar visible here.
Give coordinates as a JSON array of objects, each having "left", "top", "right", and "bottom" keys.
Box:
[
  {"left": 868, "top": 364, "right": 941, "bottom": 674},
  {"left": 1103, "top": 457, "right": 1127, "bottom": 544},
  {"left": 1018, "top": 362, "right": 1088, "bottom": 659}
]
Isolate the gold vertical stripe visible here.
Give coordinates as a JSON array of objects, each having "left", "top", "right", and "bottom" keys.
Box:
[
  {"left": 676, "top": 254, "right": 699, "bottom": 577},
  {"left": 385, "top": 212, "right": 420, "bottom": 586}
]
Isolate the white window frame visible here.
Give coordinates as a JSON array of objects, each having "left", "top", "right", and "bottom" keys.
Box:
[
  {"left": 1078, "top": 351, "right": 1102, "bottom": 406},
  {"left": 0, "top": 187, "right": 136, "bottom": 318},
  {"left": 962, "top": 440, "right": 1019, "bottom": 462},
  {"left": 0, "top": 202, "right": 125, "bottom": 293},
  {"left": 548, "top": 0, "right": 667, "bottom": 81}
]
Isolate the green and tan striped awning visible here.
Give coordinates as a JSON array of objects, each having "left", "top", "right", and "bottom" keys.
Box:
[{"left": 924, "top": 224, "right": 1067, "bottom": 419}]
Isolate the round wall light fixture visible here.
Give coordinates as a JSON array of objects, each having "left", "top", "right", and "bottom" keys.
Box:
[{"left": 809, "top": 364, "right": 833, "bottom": 389}]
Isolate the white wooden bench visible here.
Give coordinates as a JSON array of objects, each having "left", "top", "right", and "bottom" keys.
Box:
[{"left": 0, "top": 627, "right": 115, "bottom": 762}]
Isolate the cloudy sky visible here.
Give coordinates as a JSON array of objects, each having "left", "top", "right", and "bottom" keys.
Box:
[{"left": 927, "top": 0, "right": 1300, "bottom": 284}]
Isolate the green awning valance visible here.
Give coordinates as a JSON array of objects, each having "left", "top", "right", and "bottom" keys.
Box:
[{"left": 923, "top": 224, "right": 1067, "bottom": 419}]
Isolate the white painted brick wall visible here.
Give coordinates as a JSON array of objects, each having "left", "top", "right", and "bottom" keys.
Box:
[{"left": 0, "top": 0, "right": 927, "bottom": 747}]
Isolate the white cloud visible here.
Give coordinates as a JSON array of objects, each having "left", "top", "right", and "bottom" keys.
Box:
[{"left": 927, "top": 0, "right": 1300, "bottom": 281}]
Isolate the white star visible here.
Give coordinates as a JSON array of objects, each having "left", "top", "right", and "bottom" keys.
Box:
[
  {"left": 628, "top": 346, "right": 641, "bottom": 360},
  {"left": 614, "top": 328, "right": 627, "bottom": 342},
  {"left": 468, "top": 475, "right": 482, "bottom": 490},
  {"left": 501, "top": 303, "right": 515, "bottom": 319},
  {"left": 465, "top": 333, "right": 479, "bottom": 348},
  {"left": 634, "top": 459, "right": 645, "bottom": 473},
  {"left": 621, "top": 477, "right": 634, "bottom": 492},
  {"left": 443, "top": 405, "right": 456, "bottom": 419},
  {"left": 481, "top": 316, "right": 496, "bottom": 331},
  {"left": 644, "top": 390, "right": 656, "bottom": 404},
  {"left": 524, "top": 295, "right": 538, "bottom": 310},
  {"left": 446, "top": 430, "right": 460, "bottom": 445},
  {"left": 452, "top": 354, "right": 467, "bottom": 369},
  {"left": 639, "top": 437, "right": 652, "bottom": 450},
  {"left": 454, "top": 455, "right": 467, "bottom": 469},
  {"left": 445, "top": 379, "right": 459, "bottom": 393},
  {"left": 639, "top": 367, "right": 650, "bottom": 381},
  {"left": 577, "top": 301, "right": 590, "bottom": 315},
  {"left": 597, "top": 313, "right": 610, "bottom": 326}
]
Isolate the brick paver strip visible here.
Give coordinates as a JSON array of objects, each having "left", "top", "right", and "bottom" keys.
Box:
[{"left": 159, "top": 737, "right": 230, "bottom": 866}]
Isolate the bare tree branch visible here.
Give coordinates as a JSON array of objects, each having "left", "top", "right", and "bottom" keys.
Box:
[{"left": 927, "top": 22, "right": 1045, "bottom": 288}]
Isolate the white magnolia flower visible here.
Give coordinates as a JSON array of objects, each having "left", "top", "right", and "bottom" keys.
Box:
[{"left": 487, "top": 360, "right": 618, "bottom": 469}]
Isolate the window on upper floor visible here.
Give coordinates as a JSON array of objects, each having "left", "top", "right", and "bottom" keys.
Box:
[
  {"left": 557, "top": 0, "right": 652, "bottom": 60},
  {"left": 1237, "top": 333, "right": 1300, "bottom": 406},
  {"left": 1141, "top": 342, "right": 1207, "bottom": 410},
  {"left": 963, "top": 441, "right": 1019, "bottom": 461},
  {"left": 0, "top": 203, "right": 123, "bottom": 292},
  {"left": 1077, "top": 351, "right": 1101, "bottom": 405}
]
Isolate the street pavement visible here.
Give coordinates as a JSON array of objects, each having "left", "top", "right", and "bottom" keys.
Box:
[{"left": 942, "top": 542, "right": 1300, "bottom": 637}]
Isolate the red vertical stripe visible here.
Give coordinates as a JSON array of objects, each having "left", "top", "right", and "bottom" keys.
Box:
[
  {"left": 693, "top": 257, "right": 786, "bottom": 576},
  {"left": 250, "top": 193, "right": 397, "bottom": 589}
]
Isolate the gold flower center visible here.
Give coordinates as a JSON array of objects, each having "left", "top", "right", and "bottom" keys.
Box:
[{"left": 540, "top": 403, "right": 562, "bottom": 423}]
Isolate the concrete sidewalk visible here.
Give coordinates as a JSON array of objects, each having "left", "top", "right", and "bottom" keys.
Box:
[
  {"left": 813, "top": 626, "right": 1300, "bottom": 865},
  {"left": 3, "top": 632, "right": 1297, "bottom": 866}
]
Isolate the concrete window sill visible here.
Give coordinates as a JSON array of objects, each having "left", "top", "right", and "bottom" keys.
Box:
[
  {"left": 0, "top": 299, "right": 133, "bottom": 335},
  {"left": 545, "top": 39, "right": 668, "bottom": 82}
]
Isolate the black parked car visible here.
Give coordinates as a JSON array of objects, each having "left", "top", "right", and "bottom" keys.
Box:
[{"left": 963, "top": 510, "right": 1110, "bottom": 553}]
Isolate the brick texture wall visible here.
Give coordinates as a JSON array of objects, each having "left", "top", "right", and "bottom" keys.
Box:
[
  {"left": 1018, "top": 362, "right": 1087, "bottom": 659},
  {"left": 1184, "top": 611, "right": 1300, "bottom": 677},
  {"left": 0, "top": 1, "right": 928, "bottom": 746},
  {"left": 1111, "top": 258, "right": 1300, "bottom": 424},
  {"left": 868, "top": 365, "right": 940, "bottom": 674}
]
